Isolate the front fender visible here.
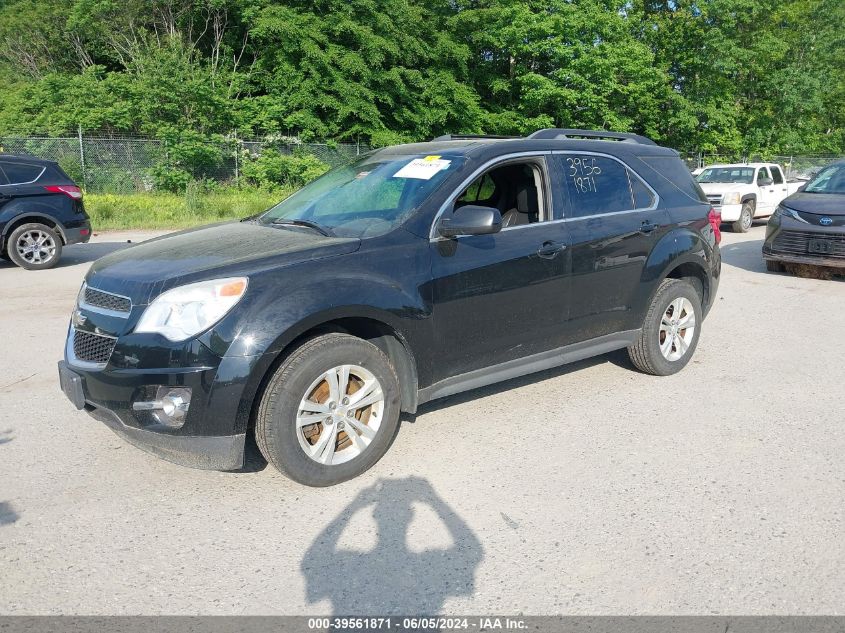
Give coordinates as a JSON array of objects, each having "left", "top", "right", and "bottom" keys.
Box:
[{"left": 204, "top": 259, "right": 431, "bottom": 360}]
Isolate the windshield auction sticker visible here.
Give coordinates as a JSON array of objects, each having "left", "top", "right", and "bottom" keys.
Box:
[{"left": 393, "top": 158, "right": 451, "bottom": 180}]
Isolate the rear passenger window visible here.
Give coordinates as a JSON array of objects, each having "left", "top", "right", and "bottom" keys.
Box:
[
  {"left": 563, "top": 155, "right": 633, "bottom": 218},
  {"left": 770, "top": 166, "right": 784, "bottom": 184},
  {"left": 0, "top": 161, "right": 43, "bottom": 185}
]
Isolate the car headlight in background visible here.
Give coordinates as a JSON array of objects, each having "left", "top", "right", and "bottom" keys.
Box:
[
  {"left": 135, "top": 277, "right": 248, "bottom": 341},
  {"left": 771, "top": 204, "right": 807, "bottom": 224},
  {"left": 723, "top": 192, "right": 742, "bottom": 205}
]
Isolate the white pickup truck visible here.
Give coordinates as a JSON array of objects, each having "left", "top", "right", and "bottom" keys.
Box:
[{"left": 695, "top": 163, "right": 804, "bottom": 232}]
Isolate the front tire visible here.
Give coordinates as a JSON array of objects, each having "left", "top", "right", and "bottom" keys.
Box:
[
  {"left": 7, "top": 223, "right": 62, "bottom": 270},
  {"left": 765, "top": 260, "right": 785, "bottom": 273},
  {"left": 731, "top": 201, "right": 755, "bottom": 233},
  {"left": 628, "top": 279, "right": 702, "bottom": 376},
  {"left": 255, "top": 333, "right": 401, "bottom": 486}
]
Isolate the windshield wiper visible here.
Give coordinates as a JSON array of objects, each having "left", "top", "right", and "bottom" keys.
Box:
[{"left": 272, "top": 218, "right": 334, "bottom": 237}]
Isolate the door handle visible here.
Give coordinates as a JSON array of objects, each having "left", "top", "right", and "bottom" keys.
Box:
[
  {"left": 537, "top": 240, "right": 566, "bottom": 259},
  {"left": 640, "top": 220, "right": 658, "bottom": 234}
]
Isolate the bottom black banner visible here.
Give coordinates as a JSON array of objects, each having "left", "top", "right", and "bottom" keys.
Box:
[{"left": 0, "top": 617, "right": 844, "bottom": 633}]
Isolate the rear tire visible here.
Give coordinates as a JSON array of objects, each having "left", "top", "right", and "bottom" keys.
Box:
[
  {"left": 7, "top": 223, "right": 62, "bottom": 270},
  {"left": 765, "top": 260, "right": 785, "bottom": 273},
  {"left": 255, "top": 333, "right": 401, "bottom": 487},
  {"left": 731, "top": 201, "right": 755, "bottom": 233},
  {"left": 628, "top": 279, "right": 702, "bottom": 376}
]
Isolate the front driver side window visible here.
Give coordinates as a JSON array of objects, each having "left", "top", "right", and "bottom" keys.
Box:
[
  {"left": 452, "top": 161, "right": 546, "bottom": 228},
  {"left": 457, "top": 174, "right": 496, "bottom": 205}
]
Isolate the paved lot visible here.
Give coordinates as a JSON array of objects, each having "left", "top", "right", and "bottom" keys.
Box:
[{"left": 1, "top": 227, "right": 844, "bottom": 615}]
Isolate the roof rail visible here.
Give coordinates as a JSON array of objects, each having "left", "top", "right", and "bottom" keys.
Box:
[
  {"left": 431, "top": 134, "right": 519, "bottom": 141},
  {"left": 527, "top": 128, "right": 657, "bottom": 145}
]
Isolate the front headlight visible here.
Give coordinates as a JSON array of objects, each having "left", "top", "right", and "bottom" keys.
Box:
[
  {"left": 772, "top": 204, "right": 807, "bottom": 224},
  {"left": 135, "top": 277, "right": 248, "bottom": 341},
  {"left": 723, "top": 192, "right": 742, "bottom": 205}
]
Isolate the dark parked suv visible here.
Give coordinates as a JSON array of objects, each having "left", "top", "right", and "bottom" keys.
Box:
[
  {"left": 58, "top": 129, "right": 721, "bottom": 486},
  {"left": 763, "top": 159, "right": 845, "bottom": 272},
  {"left": 0, "top": 155, "right": 91, "bottom": 270}
]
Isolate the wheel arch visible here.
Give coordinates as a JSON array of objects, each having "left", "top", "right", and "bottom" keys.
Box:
[
  {"left": 741, "top": 193, "right": 757, "bottom": 206},
  {"left": 0, "top": 212, "right": 67, "bottom": 251},
  {"left": 243, "top": 312, "right": 421, "bottom": 437},
  {"left": 664, "top": 260, "right": 709, "bottom": 307},
  {"left": 637, "top": 227, "right": 714, "bottom": 323}
]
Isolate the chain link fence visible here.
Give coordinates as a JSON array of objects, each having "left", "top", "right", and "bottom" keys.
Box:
[
  {"left": 1, "top": 135, "right": 839, "bottom": 192},
  {"left": 0, "top": 134, "right": 369, "bottom": 193},
  {"left": 681, "top": 153, "right": 841, "bottom": 180}
]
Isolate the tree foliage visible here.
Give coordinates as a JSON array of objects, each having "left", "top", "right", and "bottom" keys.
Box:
[{"left": 0, "top": 0, "right": 841, "bottom": 154}]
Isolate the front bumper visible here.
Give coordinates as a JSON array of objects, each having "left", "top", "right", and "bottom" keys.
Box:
[
  {"left": 716, "top": 203, "right": 743, "bottom": 222},
  {"left": 762, "top": 219, "right": 845, "bottom": 268},
  {"left": 58, "top": 320, "right": 272, "bottom": 470},
  {"left": 58, "top": 359, "right": 248, "bottom": 470}
]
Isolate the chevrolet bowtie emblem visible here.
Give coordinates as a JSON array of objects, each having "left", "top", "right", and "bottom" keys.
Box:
[{"left": 72, "top": 310, "right": 87, "bottom": 327}]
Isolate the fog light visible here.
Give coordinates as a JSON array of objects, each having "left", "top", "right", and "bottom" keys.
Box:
[{"left": 132, "top": 387, "right": 192, "bottom": 428}]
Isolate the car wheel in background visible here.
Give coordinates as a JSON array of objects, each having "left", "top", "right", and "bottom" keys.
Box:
[
  {"left": 628, "top": 278, "right": 702, "bottom": 376},
  {"left": 731, "top": 201, "right": 755, "bottom": 233},
  {"left": 255, "top": 333, "right": 401, "bottom": 486},
  {"left": 7, "top": 223, "right": 63, "bottom": 270}
]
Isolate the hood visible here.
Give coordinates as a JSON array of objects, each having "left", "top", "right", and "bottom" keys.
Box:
[
  {"left": 698, "top": 182, "right": 752, "bottom": 195},
  {"left": 783, "top": 192, "right": 845, "bottom": 216},
  {"left": 86, "top": 221, "right": 361, "bottom": 302}
]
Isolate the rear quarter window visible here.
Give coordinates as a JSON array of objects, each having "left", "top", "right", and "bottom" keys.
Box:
[
  {"left": 0, "top": 161, "right": 45, "bottom": 185},
  {"left": 640, "top": 156, "right": 707, "bottom": 203}
]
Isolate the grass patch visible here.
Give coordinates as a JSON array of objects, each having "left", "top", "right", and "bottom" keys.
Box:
[{"left": 85, "top": 186, "right": 291, "bottom": 230}]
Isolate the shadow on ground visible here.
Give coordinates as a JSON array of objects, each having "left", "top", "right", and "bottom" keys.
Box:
[
  {"left": 0, "top": 240, "right": 136, "bottom": 270},
  {"left": 719, "top": 236, "right": 767, "bottom": 273},
  {"left": 0, "top": 501, "right": 19, "bottom": 526},
  {"left": 302, "top": 476, "right": 482, "bottom": 616}
]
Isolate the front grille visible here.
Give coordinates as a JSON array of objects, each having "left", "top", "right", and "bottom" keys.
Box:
[
  {"left": 83, "top": 286, "right": 131, "bottom": 313},
  {"left": 772, "top": 231, "right": 845, "bottom": 258},
  {"left": 706, "top": 194, "right": 722, "bottom": 207},
  {"left": 73, "top": 330, "right": 117, "bottom": 364}
]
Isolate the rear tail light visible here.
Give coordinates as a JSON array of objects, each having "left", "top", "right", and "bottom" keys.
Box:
[
  {"left": 44, "top": 185, "right": 83, "bottom": 200},
  {"left": 707, "top": 206, "right": 721, "bottom": 244}
]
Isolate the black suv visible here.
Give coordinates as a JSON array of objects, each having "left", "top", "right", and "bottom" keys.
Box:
[
  {"left": 0, "top": 155, "right": 91, "bottom": 270},
  {"left": 58, "top": 129, "right": 721, "bottom": 486}
]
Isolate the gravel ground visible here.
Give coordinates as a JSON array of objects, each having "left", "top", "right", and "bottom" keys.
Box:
[{"left": 0, "top": 227, "right": 843, "bottom": 615}]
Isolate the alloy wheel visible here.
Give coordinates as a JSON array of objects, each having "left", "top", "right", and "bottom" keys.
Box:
[
  {"left": 15, "top": 229, "right": 57, "bottom": 266},
  {"left": 658, "top": 297, "right": 696, "bottom": 362},
  {"left": 295, "top": 364, "right": 385, "bottom": 465}
]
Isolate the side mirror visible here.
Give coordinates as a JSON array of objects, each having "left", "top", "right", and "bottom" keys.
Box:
[
  {"left": 797, "top": 182, "right": 807, "bottom": 192},
  {"left": 760, "top": 177, "right": 773, "bottom": 186},
  {"left": 438, "top": 205, "right": 502, "bottom": 238}
]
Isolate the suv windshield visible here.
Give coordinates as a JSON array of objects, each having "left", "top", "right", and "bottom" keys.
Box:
[
  {"left": 804, "top": 163, "right": 845, "bottom": 194},
  {"left": 259, "top": 153, "right": 463, "bottom": 238},
  {"left": 696, "top": 167, "right": 755, "bottom": 184}
]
